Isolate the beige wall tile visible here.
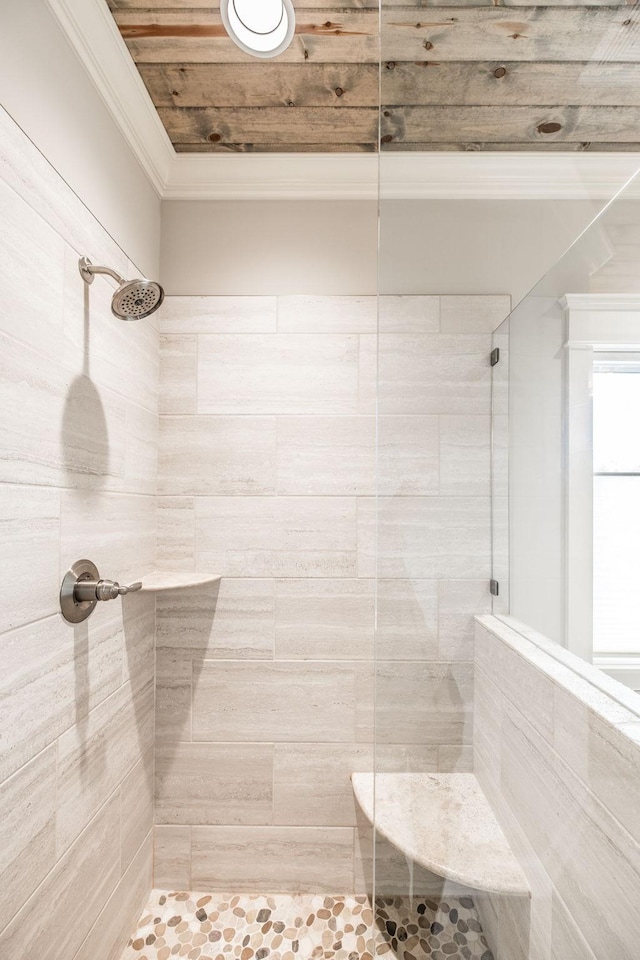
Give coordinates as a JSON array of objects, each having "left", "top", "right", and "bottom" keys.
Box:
[
  {"left": 0, "top": 178, "right": 65, "bottom": 357},
  {"left": 157, "top": 579, "right": 274, "bottom": 661},
  {"left": 376, "top": 579, "right": 438, "bottom": 661},
  {"left": 273, "top": 743, "right": 373, "bottom": 827},
  {"left": 378, "top": 415, "right": 439, "bottom": 496},
  {"left": 195, "top": 496, "right": 358, "bottom": 578},
  {"left": 375, "top": 661, "right": 473, "bottom": 745},
  {"left": 358, "top": 334, "right": 377, "bottom": 414},
  {"left": 160, "top": 415, "right": 277, "bottom": 496},
  {"left": 553, "top": 685, "right": 640, "bottom": 849},
  {"left": 159, "top": 335, "right": 197, "bottom": 415},
  {"left": 75, "top": 302, "right": 159, "bottom": 413},
  {"left": 0, "top": 614, "right": 121, "bottom": 783},
  {"left": 74, "top": 832, "right": 152, "bottom": 960},
  {"left": 0, "top": 484, "right": 60, "bottom": 634},
  {"left": 160, "top": 296, "right": 277, "bottom": 334},
  {"left": 157, "top": 496, "right": 195, "bottom": 571},
  {"left": 275, "top": 578, "right": 374, "bottom": 660},
  {"left": 191, "top": 825, "right": 354, "bottom": 893},
  {"left": 437, "top": 744, "right": 475, "bottom": 772},
  {"left": 376, "top": 496, "right": 491, "bottom": 580},
  {"left": 192, "top": 660, "right": 373, "bottom": 744},
  {"left": 154, "top": 825, "right": 191, "bottom": 889},
  {"left": 276, "top": 415, "right": 375, "bottom": 496},
  {"left": 197, "top": 334, "right": 360, "bottom": 415},
  {"left": 56, "top": 680, "right": 154, "bottom": 854},
  {"left": 122, "top": 592, "right": 156, "bottom": 693},
  {"left": 278, "top": 296, "right": 376, "bottom": 333},
  {"left": 124, "top": 401, "right": 159, "bottom": 497},
  {"left": 378, "top": 333, "right": 491, "bottom": 416},
  {"left": 121, "top": 750, "right": 154, "bottom": 873},
  {"left": 438, "top": 580, "right": 491, "bottom": 660},
  {"left": 550, "top": 892, "right": 597, "bottom": 960},
  {"left": 439, "top": 415, "right": 491, "bottom": 496},
  {"left": 60, "top": 490, "right": 156, "bottom": 586},
  {"left": 155, "top": 676, "right": 192, "bottom": 743},
  {"left": 503, "top": 700, "right": 640, "bottom": 959},
  {"left": 473, "top": 662, "right": 503, "bottom": 787},
  {"left": 0, "top": 745, "right": 56, "bottom": 934},
  {"left": 156, "top": 742, "right": 274, "bottom": 825},
  {"left": 379, "top": 296, "right": 440, "bottom": 334},
  {"left": 0, "top": 795, "right": 121, "bottom": 960},
  {"left": 0, "top": 331, "right": 124, "bottom": 487},
  {"left": 356, "top": 496, "right": 376, "bottom": 578},
  {"left": 440, "top": 296, "right": 510, "bottom": 334}
]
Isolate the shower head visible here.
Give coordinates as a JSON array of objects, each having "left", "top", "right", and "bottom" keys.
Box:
[
  {"left": 79, "top": 257, "right": 164, "bottom": 321},
  {"left": 111, "top": 278, "right": 164, "bottom": 320}
]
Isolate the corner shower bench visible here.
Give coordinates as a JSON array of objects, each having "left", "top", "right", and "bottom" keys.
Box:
[{"left": 352, "top": 772, "right": 530, "bottom": 897}]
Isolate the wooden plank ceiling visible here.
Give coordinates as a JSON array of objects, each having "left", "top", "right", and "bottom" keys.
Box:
[{"left": 107, "top": 0, "right": 640, "bottom": 152}]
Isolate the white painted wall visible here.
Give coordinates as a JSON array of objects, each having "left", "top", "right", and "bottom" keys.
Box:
[
  {"left": 0, "top": 0, "right": 161, "bottom": 276},
  {"left": 161, "top": 198, "right": 603, "bottom": 302},
  {"left": 160, "top": 199, "right": 378, "bottom": 295}
]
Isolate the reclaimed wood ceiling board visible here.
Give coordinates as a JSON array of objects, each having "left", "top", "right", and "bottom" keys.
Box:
[{"left": 107, "top": 0, "right": 640, "bottom": 152}]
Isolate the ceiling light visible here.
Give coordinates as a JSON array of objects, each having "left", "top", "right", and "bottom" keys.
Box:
[{"left": 221, "top": 0, "right": 296, "bottom": 59}]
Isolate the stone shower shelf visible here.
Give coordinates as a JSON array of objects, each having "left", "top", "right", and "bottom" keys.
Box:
[
  {"left": 352, "top": 772, "right": 530, "bottom": 898},
  {"left": 137, "top": 572, "right": 221, "bottom": 593}
]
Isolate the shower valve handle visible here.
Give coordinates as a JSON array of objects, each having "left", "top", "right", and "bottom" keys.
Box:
[
  {"left": 75, "top": 578, "right": 143, "bottom": 602},
  {"left": 60, "top": 559, "right": 143, "bottom": 625}
]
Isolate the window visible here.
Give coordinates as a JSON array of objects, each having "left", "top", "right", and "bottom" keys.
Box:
[{"left": 593, "top": 355, "right": 640, "bottom": 656}]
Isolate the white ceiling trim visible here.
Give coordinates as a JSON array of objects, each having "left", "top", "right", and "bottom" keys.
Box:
[
  {"left": 45, "top": 0, "right": 175, "bottom": 196},
  {"left": 48, "top": 0, "right": 640, "bottom": 202}
]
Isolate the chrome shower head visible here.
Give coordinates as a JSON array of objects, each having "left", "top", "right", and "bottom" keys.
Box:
[
  {"left": 111, "top": 278, "right": 164, "bottom": 320},
  {"left": 79, "top": 257, "right": 165, "bottom": 321}
]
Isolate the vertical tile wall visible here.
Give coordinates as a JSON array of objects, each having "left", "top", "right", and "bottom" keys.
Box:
[
  {"left": 475, "top": 615, "right": 640, "bottom": 960},
  {"left": 155, "top": 292, "right": 509, "bottom": 891},
  {"left": 0, "top": 108, "right": 158, "bottom": 959}
]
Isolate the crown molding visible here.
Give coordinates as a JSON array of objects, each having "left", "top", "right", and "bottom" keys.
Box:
[
  {"left": 165, "top": 153, "right": 379, "bottom": 200},
  {"left": 47, "top": 0, "right": 640, "bottom": 202},
  {"left": 45, "top": 0, "right": 174, "bottom": 196},
  {"left": 380, "top": 153, "right": 640, "bottom": 201}
]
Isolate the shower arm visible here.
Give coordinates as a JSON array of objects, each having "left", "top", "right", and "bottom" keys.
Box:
[{"left": 78, "top": 256, "right": 126, "bottom": 287}]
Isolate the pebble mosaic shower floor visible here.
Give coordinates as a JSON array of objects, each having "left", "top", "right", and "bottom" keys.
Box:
[{"left": 121, "top": 891, "right": 494, "bottom": 960}]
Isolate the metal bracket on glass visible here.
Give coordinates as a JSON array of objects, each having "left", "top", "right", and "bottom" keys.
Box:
[
  {"left": 490, "top": 579, "right": 500, "bottom": 597},
  {"left": 60, "top": 559, "right": 142, "bottom": 624}
]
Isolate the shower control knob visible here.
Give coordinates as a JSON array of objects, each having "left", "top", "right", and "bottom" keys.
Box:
[{"left": 60, "top": 559, "right": 142, "bottom": 624}]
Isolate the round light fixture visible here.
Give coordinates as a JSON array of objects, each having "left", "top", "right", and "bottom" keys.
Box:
[{"left": 221, "top": 0, "right": 296, "bottom": 59}]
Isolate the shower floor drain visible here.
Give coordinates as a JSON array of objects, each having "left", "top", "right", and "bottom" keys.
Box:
[{"left": 121, "top": 890, "right": 494, "bottom": 960}]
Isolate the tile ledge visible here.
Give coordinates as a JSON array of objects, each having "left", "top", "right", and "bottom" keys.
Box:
[
  {"left": 352, "top": 771, "right": 530, "bottom": 898},
  {"left": 138, "top": 571, "right": 221, "bottom": 593}
]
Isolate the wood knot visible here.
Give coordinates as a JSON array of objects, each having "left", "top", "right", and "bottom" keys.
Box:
[
  {"left": 623, "top": 18, "right": 632, "bottom": 25},
  {"left": 424, "top": 40, "right": 434, "bottom": 50},
  {"left": 335, "top": 87, "right": 344, "bottom": 97},
  {"left": 537, "top": 121, "right": 562, "bottom": 135},
  {"left": 386, "top": 61, "right": 396, "bottom": 70},
  {"left": 325, "top": 20, "right": 332, "bottom": 27},
  {"left": 172, "top": 90, "right": 180, "bottom": 96},
  {"left": 511, "top": 33, "right": 521, "bottom": 39},
  {"left": 381, "top": 134, "right": 394, "bottom": 144},
  {"left": 208, "top": 133, "right": 222, "bottom": 143},
  {"left": 493, "top": 66, "right": 507, "bottom": 79},
  {"left": 287, "top": 100, "right": 295, "bottom": 107},
  {"left": 383, "top": 110, "right": 391, "bottom": 117}
]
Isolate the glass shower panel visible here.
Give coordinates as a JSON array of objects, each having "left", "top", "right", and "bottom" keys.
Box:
[{"left": 490, "top": 180, "right": 640, "bottom": 680}]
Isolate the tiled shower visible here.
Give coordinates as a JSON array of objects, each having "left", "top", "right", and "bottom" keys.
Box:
[{"left": 5, "top": 2, "right": 640, "bottom": 956}]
